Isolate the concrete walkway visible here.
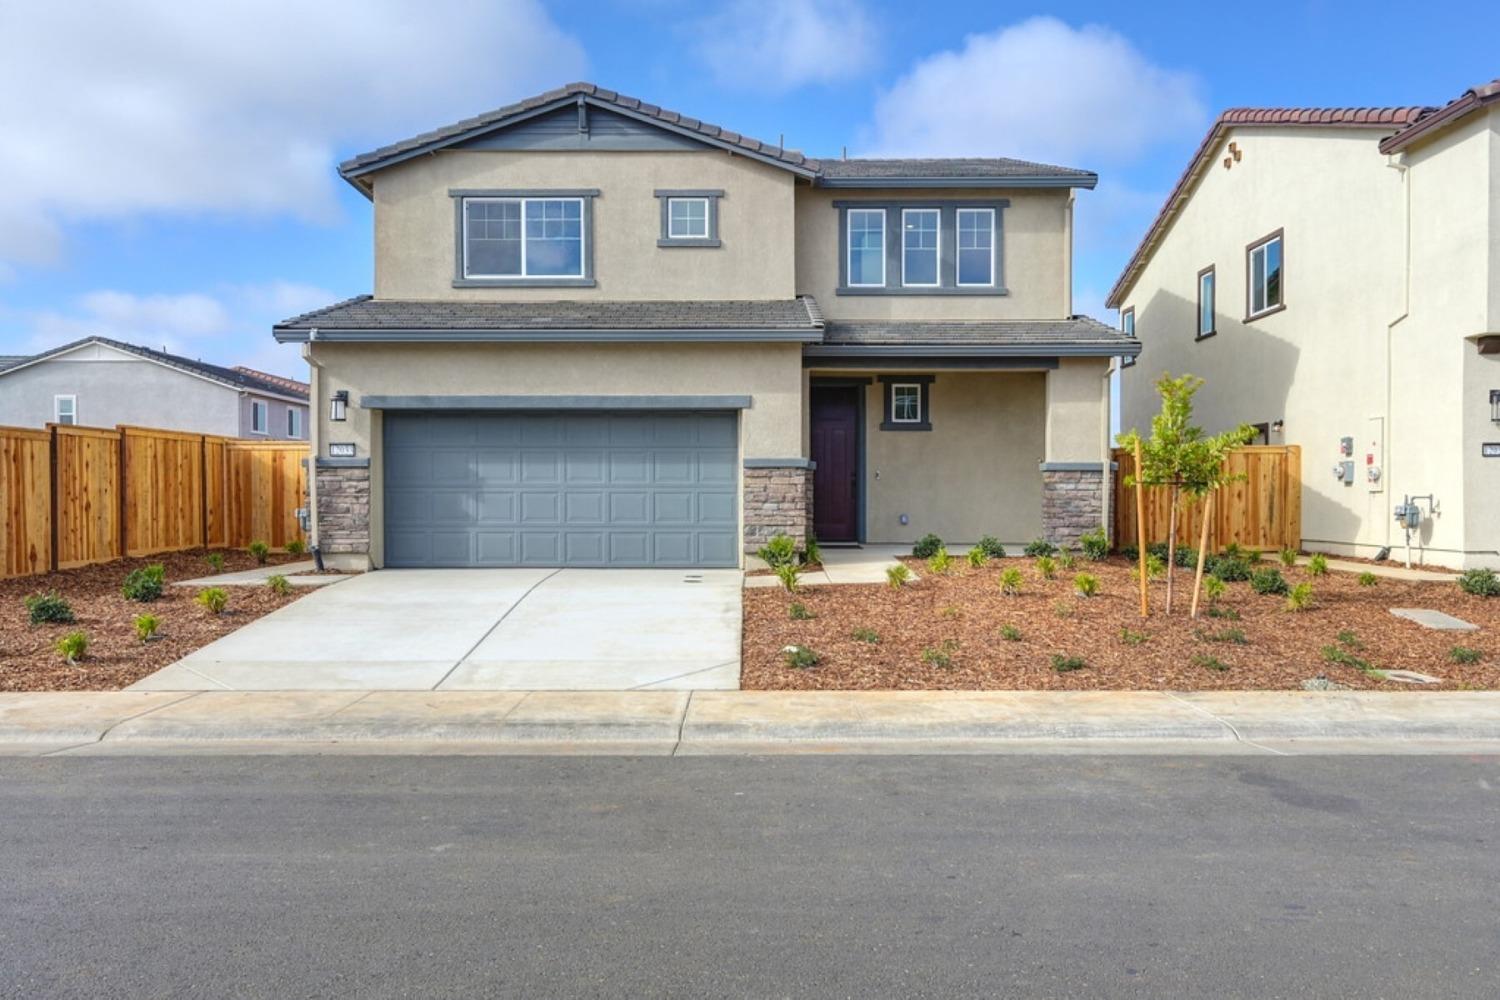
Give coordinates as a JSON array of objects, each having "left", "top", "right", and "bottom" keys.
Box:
[
  {"left": 745, "top": 545, "right": 914, "bottom": 588},
  {"left": 5, "top": 690, "right": 1500, "bottom": 755},
  {"left": 1294, "top": 555, "right": 1456, "bottom": 582},
  {"left": 171, "top": 561, "right": 341, "bottom": 588},
  {"left": 133, "top": 568, "right": 742, "bottom": 692}
]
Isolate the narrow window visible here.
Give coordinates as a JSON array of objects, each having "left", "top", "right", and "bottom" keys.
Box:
[
  {"left": 1120, "top": 307, "right": 1136, "bottom": 367},
  {"left": 54, "top": 395, "right": 76, "bottom": 425},
  {"left": 1197, "top": 266, "right": 1216, "bottom": 338},
  {"left": 1247, "top": 230, "right": 1283, "bottom": 318},
  {"left": 287, "top": 408, "right": 303, "bottom": 438},
  {"left": 847, "top": 209, "right": 886, "bottom": 287},
  {"left": 956, "top": 208, "right": 995, "bottom": 286},
  {"left": 667, "top": 198, "right": 709, "bottom": 239},
  {"left": 251, "top": 400, "right": 268, "bottom": 435},
  {"left": 879, "top": 375, "right": 933, "bottom": 431},
  {"left": 891, "top": 384, "right": 922, "bottom": 423},
  {"left": 463, "top": 197, "right": 584, "bottom": 278},
  {"left": 901, "top": 208, "right": 939, "bottom": 287}
]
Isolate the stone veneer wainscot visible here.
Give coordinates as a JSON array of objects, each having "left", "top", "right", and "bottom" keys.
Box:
[
  {"left": 742, "top": 464, "right": 814, "bottom": 553},
  {"left": 315, "top": 461, "right": 371, "bottom": 556},
  {"left": 1040, "top": 464, "right": 1109, "bottom": 549}
]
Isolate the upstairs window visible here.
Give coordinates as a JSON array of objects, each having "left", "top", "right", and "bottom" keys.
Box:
[
  {"left": 956, "top": 208, "right": 996, "bottom": 286},
  {"left": 251, "top": 399, "right": 268, "bottom": 435},
  {"left": 667, "top": 198, "right": 709, "bottom": 239},
  {"left": 54, "top": 395, "right": 76, "bottom": 425},
  {"left": 847, "top": 209, "right": 886, "bottom": 287},
  {"left": 287, "top": 408, "right": 303, "bottom": 438},
  {"left": 1247, "top": 230, "right": 1283, "bottom": 319},
  {"left": 901, "top": 209, "right": 939, "bottom": 287},
  {"left": 1197, "top": 265, "right": 1216, "bottom": 338},
  {"left": 463, "top": 196, "right": 584, "bottom": 279},
  {"left": 1120, "top": 307, "right": 1136, "bottom": 367}
]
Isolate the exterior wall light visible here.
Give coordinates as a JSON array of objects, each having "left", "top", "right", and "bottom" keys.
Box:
[
  {"left": 1271, "top": 419, "right": 1285, "bottom": 434},
  {"left": 329, "top": 390, "right": 348, "bottom": 422}
]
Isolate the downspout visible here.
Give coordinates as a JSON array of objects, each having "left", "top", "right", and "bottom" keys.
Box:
[
  {"left": 1063, "top": 192, "right": 1075, "bottom": 316},
  {"left": 301, "top": 328, "right": 324, "bottom": 570},
  {"left": 1384, "top": 155, "right": 1411, "bottom": 554},
  {"left": 1101, "top": 363, "right": 1113, "bottom": 541}
]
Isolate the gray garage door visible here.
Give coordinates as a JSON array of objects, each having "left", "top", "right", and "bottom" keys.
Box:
[{"left": 383, "top": 410, "right": 739, "bottom": 568}]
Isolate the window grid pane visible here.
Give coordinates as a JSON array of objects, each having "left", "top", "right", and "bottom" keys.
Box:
[
  {"left": 957, "top": 209, "right": 994, "bottom": 285},
  {"left": 465, "top": 197, "right": 584, "bottom": 278},
  {"left": 848, "top": 210, "right": 885, "bottom": 286},
  {"left": 893, "top": 386, "right": 920, "bottom": 422},
  {"left": 902, "top": 209, "right": 938, "bottom": 286},
  {"left": 668, "top": 198, "right": 709, "bottom": 238}
]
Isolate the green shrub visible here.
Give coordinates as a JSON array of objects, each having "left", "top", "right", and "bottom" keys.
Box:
[
  {"left": 1035, "top": 555, "right": 1057, "bottom": 580},
  {"left": 24, "top": 592, "right": 74, "bottom": 625},
  {"left": 1206, "top": 555, "right": 1252, "bottom": 582},
  {"left": 976, "top": 535, "right": 1007, "bottom": 559},
  {"left": 885, "top": 564, "right": 911, "bottom": 589},
  {"left": 774, "top": 562, "right": 802, "bottom": 593},
  {"left": 966, "top": 547, "right": 988, "bottom": 569},
  {"left": 1449, "top": 646, "right": 1483, "bottom": 665},
  {"left": 1120, "top": 544, "right": 1139, "bottom": 562},
  {"left": 803, "top": 534, "right": 822, "bottom": 567},
  {"left": 1358, "top": 571, "right": 1378, "bottom": 587},
  {"left": 1143, "top": 553, "right": 1166, "bottom": 581},
  {"left": 1203, "top": 575, "right": 1226, "bottom": 603},
  {"left": 788, "top": 602, "right": 814, "bottom": 620},
  {"left": 1120, "top": 627, "right": 1148, "bottom": 646},
  {"left": 1079, "top": 529, "right": 1109, "bottom": 561},
  {"left": 757, "top": 534, "right": 798, "bottom": 570},
  {"left": 1458, "top": 568, "right": 1500, "bottom": 598},
  {"left": 1192, "top": 653, "right": 1229, "bottom": 672},
  {"left": 1279, "top": 547, "right": 1298, "bottom": 568},
  {"left": 134, "top": 613, "right": 160, "bottom": 643},
  {"left": 1024, "top": 538, "right": 1058, "bottom": 558},
  {"left": 204, "top": 552, "right": 226, "bottom": 574},
  {"left": 852, "top": 628, "right": 880, "bottom": 644},
  {"left": 55, "top": 630, "right": 89, "bottom": 665},
  {"left": 999, "top": 624, "right": 1022, "bottom": 642},
  {"left": 1207, "top": 605, "right": 1241, "bottom": 621},
  {"left": 999, "top": 567, "right": 1023, "bottom": 596},
  {"left": 1053, "top": 600, "right": 1074, "bottom": 619},
  {"left": 1249, "top": 567, "right": 1289, "bottom": 596},
  {"left": 782, "top": 645, "right": 818, "bottom": 669},
  {"left": 121, "top": 563, "right": 166, "bottom": 602},
  {"left": 1200, "top": 626, "right": 1247, "bottom": 645},
  {"left": 1247, "top": 549, "right": 1264, "bottom": 564},
  {"left": 912, "top": 533, "right": 944, "bottom": 559},
  {"left": 1148, "top": 542, "right": 1197, "bottom": 568},
  {"left": 1285, "top": 583, "right": 1314, "bottom": 612},
  {"left": 1058, "top": 551, "right": 1078, "bottom": 572},
  {"left": 1321, "top": 643, "right": 1381, "bottom": 678},
  {"left": 248, "top": 540, "right": 270, "bottom": 565},
  {"left": 921, "top": 640, "right": 959, "bottom": 669},
  {"left": 285, "top": 538, "right": 306, "bottom": 556},
  {"left": 195, "top": 587, "right": 229, "bottom": 614},
  {"left": 267, "top": 574, "right": 292, "bottom": 597},
  {"left": 1306, "top": 553, "right": 1329, "bottom": 577},
  {"left": 1050, "top": 653, "right": 1086, "bottom": 672},
  {"left": 1336, "top": 629, "right": 1361, "bottom": 648},
  {"left": 926, "top": 548, "right": 952, "bottom": 575},
  {"left": 1073, "top": 572, "right": 1100, "bottom": 597}
]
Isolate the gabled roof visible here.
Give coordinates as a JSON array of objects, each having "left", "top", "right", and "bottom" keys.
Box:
[
  {"left": 232, "top": 366, "right": 310, "bottom": 396},
  {"left": 0, "top": 337, "right": 309, "bottom": 401},
  {"left": 273, "top": 295, "right": 824, "bottom": 344},
  {"left": 0, "top": 355, "right": 26, "bottom": 372},
  {"left": 1106, "top": 105, "right": 1429, "bottom": 309},
  {"left": 338, "top": 82, "right": 1097, "bottom": 195},
  {"left": 1380, "top": 78, "right": 1500, "bottom": 154}
]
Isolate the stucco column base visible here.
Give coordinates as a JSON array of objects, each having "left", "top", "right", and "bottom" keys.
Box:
[
  {"left": 1040, "top": 466, "right": 1106, "bottom": 549},
  {"left": 316, "top": 464, "right": 372, "bottom": 561},
  {"left": 743, "top": 465, "right": 813, "bottom": 554}
]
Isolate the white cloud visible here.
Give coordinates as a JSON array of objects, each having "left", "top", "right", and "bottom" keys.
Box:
[
  {"left": 0, "top": 0, "right": 587, "bottom": 267},
  {"left": 695, "top": 0, "right": 878, "bottom": 94},
  {"left": 863, "top": 17, "right": 1204, "bottom": 164}
]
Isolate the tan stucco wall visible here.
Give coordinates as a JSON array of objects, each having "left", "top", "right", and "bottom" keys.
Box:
[
  {"left": 794, "top": 186, "right": 1071, "bottom": 321},
  {"left": 1045, "top": 358, "right": 1110, "bottom": 463},
  {"left": 373, "top": 149, "right": 796, "bottom": 301}
]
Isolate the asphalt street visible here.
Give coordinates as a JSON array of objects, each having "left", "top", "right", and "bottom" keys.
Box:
[{"left": 2, "top": 754, "right": 1497, "bottom": 998}]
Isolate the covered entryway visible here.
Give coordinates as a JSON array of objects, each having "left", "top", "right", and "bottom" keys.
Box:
[{"left": 383, "top": 410, "right": 738, "bottom": 568}]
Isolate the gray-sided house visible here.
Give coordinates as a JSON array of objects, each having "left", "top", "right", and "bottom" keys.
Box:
[
  {"left": 0, "top": 336, "right": 310, "bottom": 440},
  {"left": 277, "top": 82, "right": 1139, "bottom": 570}
]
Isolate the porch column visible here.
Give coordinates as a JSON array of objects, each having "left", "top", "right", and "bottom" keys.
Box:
[{"left": 1040, "top": 359, "right": 1111, "bottom": 548}]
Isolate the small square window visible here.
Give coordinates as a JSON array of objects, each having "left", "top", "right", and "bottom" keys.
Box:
[
  {"left": 880, "top": 377, "right": 932, "bottom": 431},
  {"left": 54, "top": 395, "right": 76, "bottom": 425},
  {"left": 667, "top": 198, "right": 709, "bottom": 239},
  {"left": 892, "top": 385, "right": 921, "bottom": 422}
]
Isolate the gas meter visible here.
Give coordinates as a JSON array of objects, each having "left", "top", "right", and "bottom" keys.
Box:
[{"left": 1393, "top": 502, "right": 1421, "bottom": 530}]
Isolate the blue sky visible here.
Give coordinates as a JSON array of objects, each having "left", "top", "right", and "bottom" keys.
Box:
[{"left": 1, "top": 0, "right": 1495, "bottom": 378}]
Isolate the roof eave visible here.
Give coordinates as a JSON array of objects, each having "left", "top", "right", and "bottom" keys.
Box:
[
  {"left": 275, "top": 327, "right": 825, "bottom": 345},
  {"left": 815, "top": 173, "right": 1097, "bottom": 190},
  {"left": 803, "top": 341, "right": 1140, "bottom": 359},
  {"left": 1379, "top": 89, "right": 1499, "bottom": 154}
]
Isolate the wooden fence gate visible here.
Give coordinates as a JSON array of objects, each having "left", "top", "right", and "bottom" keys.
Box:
[{"left": 1112, "top": 445, "right": 1302, "bottom": 553}]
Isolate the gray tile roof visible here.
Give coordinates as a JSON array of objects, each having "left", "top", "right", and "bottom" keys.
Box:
[
  {"left": 0, "top": 337, "right": 308, "bottom": 399},
  {"left": 0, "top": 355, "right": 27, "bottom": 372},
  {"left": 274, "top": 295, "right": 823, "bottom": 333},
  {"left": 816, "top": 317, "right": 1139, "bottom": 356},
  {"left": 816, "top": 157, "right": 1095, "bottom": 184}
]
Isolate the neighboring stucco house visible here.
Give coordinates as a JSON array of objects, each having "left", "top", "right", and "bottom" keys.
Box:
[
  {"left": 275, "top": 82, "right": 1138, "bottom": 570},
  {"left": 1110, "top": 79, "right": 1500, "bottom": 570},
  {"left": 0, "top": 336, "right": 310, "bottom": 440}
]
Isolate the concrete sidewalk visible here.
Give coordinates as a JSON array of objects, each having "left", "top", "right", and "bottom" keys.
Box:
[{"left": 3, "top": 690, "right": 1500, "bottom": 756}]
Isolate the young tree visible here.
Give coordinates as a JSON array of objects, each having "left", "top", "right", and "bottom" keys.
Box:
[{"left": 1117, "top": 373, "right": 1254, "bottom": 614}]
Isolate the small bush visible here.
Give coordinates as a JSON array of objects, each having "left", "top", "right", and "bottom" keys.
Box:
[
  {"left": 1206, "top": 555, "right": 1252, "bottom": 582},
  {"left": 1192, "top": 653, "right": 1229, "bottom": 672},
  {"left": 926, "top": 548, "right": 952, "bottom": 575},
  {"left": 267, "top": 574, "right": 292, "bottom": 597},
  {"left": 999, "top": 624, "right": 1022, "bottom": 642},
  {"left": 912, "top": 533, "right": 944, "bottom": 559},
  {"left": 285, "top": 539, "right": 307, "bottom": 556},
  {"left": 24, "top": 592, "right": 74, "bottom": 625},
  {"left": 55, "top": 630, "right": 89, "bottom": 665},
  {"left": 1201, "top": 626, "right": 1247, "bottom": 645},
  {"left": 921, "top": 640, "right": 959, "bottom": 669},
  {"left": 1248, "top": 549, "right": 1264, "bottom": 564},
  {"left": 999, "top": 567, "right": 1023, "bottom": 596},
  {"left": 134, "top": 613, "right": 160, "bottom": 643},
  {"left": 1120, "top": 628, "right": 1148, "bottom": 646},
  {"left": 195, "top": 587, "right": 229, "bottom": 614},
  {"left": 1336, "top": 629, "right": 1361, "bottom": 649},
  {"left": 803, "top": 534, "right": 822, "bottom": 567},
  {"left": 1203, "top": 575, "right": 1226, "bottom": 603},
  {"left": 782, "top": 645, "right": 818, "bottom": 669},
  {"left": 1449, "top": 646, "right": 1483, "bottom": 665},
  {"left": 204, "top": 552, "right": 226, "bottom": 574},
  {"left": 976, "top": 535, "right": 1007, "bottom": 560},
  {"left": 1079, "top": 529, "right": 1109, "bottom": 562},
  {"left": 121, "top": 563, "right": 166, "bottom": 603},
  {"left": 757, "top": 534, "right": 799, "bottom": 570},
  {"left": 1058, "top": 551, "right": 1078, "bottom": 572},
  {"left": 1149, "top": 542, "right": 1197, "bottom": 568},
  {"left": 1120, "top": 545, "right": 1140, "bottom": 562},
  {"left": 1143, "top": 554, "right": 1166, "bottom": 581},
  {"left": 1321, "top": 643, "right": 1381, "bottom": 678},
  {"left": 1458, "top": 568, "right": 1500, "bottom": 598},
  {"left": 1050, "top": 653, "right": 1086, "bottom": 672},
  {"left": 1073, "top": 572, "right": 1100, "bottom": 597},
  {"left": 774, "top": 562, "right": 802, "bottom": 593},
  {"left": 1249, "top": 567, "right": 1289, "bottom": 596},
  {"left": 1207, "top": 605, "right": 1241, "bottom": 621},
  {"left": 1279, "top": 548, "right": 1298, "bottom": 568},
  {"left": 1358, "top": 571, "right": 1378, "bottom": 587},
  {"left": 1035, "top": 555, "right": 1057, "bottom": 580},
  {"left": 788, "top": 602, "right": 814, "bottom": 621},
  {"left": 248, "top": 540, "right": 270, "bottom": 565},
  {"left": 1306, "top": 553, "right": 1329, "bottom": 577},
  {"left": 1024, "top": 538, "right": 1057, "bottom": 558},
  {"left": 1052, "top": 600, "right": 1074, "bottom": 619},
  {"left": 852, "top": 627, "right": 880, "bottom": 644},
  {"left": 886, "top": 564, "right": 911, "bottom": 589},
  {"left": 966, "top": 547, "right": 988, "bottom": 569},
  {"left": 1285, "top": 583, "right": 1314, "bottom": 612}
]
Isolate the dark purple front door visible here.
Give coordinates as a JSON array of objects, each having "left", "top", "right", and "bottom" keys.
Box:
[{"left": 810, "top": 386, "right": 859, "bottom": 542}]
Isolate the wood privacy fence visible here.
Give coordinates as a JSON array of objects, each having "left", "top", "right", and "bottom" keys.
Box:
[
  {"left": 1112, "top": 445, "right": 1302, "bottom": 553},
  {"left": 1, "top": 423, "right": 307, "bottom": 580}
]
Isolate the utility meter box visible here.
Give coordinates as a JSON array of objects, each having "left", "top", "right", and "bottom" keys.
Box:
[
  {"left": 1366, "top": 416, "right": 1384, "bottom": 494},
  {"left": 1394, "top": 502, "right": 1421, "bottom": 529}
]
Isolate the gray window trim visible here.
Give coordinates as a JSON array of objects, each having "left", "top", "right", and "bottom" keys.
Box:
[
  {"left": 53, "top": 394, "right": 77, "bottom": 425},
  {"left": 835, "top": 200, "right": 1009, "bottom": 296},
  {"left": 877, "top": 374, "right": 934, "bottom": 431},
  {"left": 1119, "top": 307, "right": 1136, "bottom": 367},
  {"left": 655, "top": 189, "right": 723, "bottom": 248},
  {"left": 1196, "top": 264, "right": 1217, "bottom": 340},
  {"left": 451, "top": 189, "right": 598, "bottom": 288},
  {"left": 250, "top": 399, "right": 269, "bottom": 435},
  {"left": 287, "top": 407, "right": 303, "bottom": 438}
]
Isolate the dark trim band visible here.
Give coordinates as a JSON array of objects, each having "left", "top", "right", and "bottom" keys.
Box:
[
  {"left": 743, "top": 457, "right": 816, "bottom": 469},
  {"left": 360, "top": 394, "right": 753, "bottom": 411}
]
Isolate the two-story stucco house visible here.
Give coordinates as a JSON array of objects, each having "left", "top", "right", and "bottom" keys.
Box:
[
  {"left": 0, "top": 336, "right": 310, "bottom": 440},
  {"left": 1110, "top": 79, "right": 1500, "bottom": 570},
  {"left": 275, "top": 83, "right": 1138, "bottom": 570}
]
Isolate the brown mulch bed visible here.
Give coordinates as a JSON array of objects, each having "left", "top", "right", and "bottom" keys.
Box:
[
  {"left": 1, "top": 550, "right": 315, "bottom": 692},
  {"left": 742, "top": 557, "right": 1500, "bottom": 691}
]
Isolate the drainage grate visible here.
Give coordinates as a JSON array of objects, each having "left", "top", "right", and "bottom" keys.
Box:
[{"left": 683, "top": 573, "right": 704, "bottom": 584}]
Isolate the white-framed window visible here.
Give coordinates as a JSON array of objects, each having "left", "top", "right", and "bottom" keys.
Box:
[
  {"left": 1247, "top": 230, "right": 1283, "bottom": 318},
  {"left": 250, "top": 399, "right": 269, "bottom": 435},
  {"left": 891, "top": 384, "right": 922, "bottom": 423},
  {"left": 666, "top": 197, "right": 709, "bottom": 239},
  {"left": 956, "top": 208, "right": 996, "bottom": 286},
  {"left": 53, "top": 395, "right": 77, "bottom": 425},
  {"left": 901, "top": 208, "right": 939, "bottom": 287},
  {"left": 287, "top": 408, "right": 303, "bottom": 438},
  {"left": 847, "top": 209, "right": 886, "bottom": 287},
  {"left": 463, "top": 196, "right": 585, "bottom": 279},
  {"left": 1198, "top": 266, "right": 1216, "bottom": 338},
  {"left": 1120, "top": 307, "right": 1136, "bottom": 367}
]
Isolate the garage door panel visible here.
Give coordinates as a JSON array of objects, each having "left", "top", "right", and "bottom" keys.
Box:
[{"left": 383, "top": 411, "right": 738, "bottom": 568}]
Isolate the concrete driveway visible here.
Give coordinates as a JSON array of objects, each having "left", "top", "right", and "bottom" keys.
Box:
[{"left": 130, "top": 569, "right": 741, "bottom": 692}]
